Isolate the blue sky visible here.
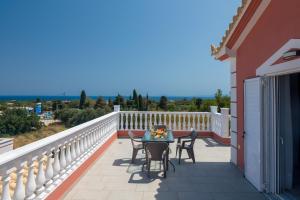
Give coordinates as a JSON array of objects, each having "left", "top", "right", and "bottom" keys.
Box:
[{"left": 0, "top": 0, "right": 240, "bottom": 97}]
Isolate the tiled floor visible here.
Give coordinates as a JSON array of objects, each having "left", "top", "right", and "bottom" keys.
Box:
[{"left": 63, "top": 138, "right": 267, "bottom": 200}]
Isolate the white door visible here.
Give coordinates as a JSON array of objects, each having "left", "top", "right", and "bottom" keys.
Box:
[{"left": 244, "top": 77, "right": 263, "bottom": 191}]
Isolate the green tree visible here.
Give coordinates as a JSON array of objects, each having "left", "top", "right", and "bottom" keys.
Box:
[
  {"left": 138, "top": 95, "right": 143, "bottom": 111},
  {"left": 214, "top": 89, "right": 230, "bottom": 111},
  {"left": 79, "top": 90, "right": 86, "bottom": 109},
  {"left": 159, "top": 96, "right": 168, "bottom": 111},
  {"left": 35, "top": 97, "right": 41, "bottom": 103},
  {"left": 108, "top": 98, "right": 114, "bottom": 108},
  {"left": 145, "top": 93, "right": 149, "bottom": 111},
  {"left": 52, "top": 101, "right": 58, "bottom": 111},
  {"left": 132, "top": 89, "right": 138, "bottom": 108},
  {"left": 94, "top": 97, "right": 106, "bottom": 109},
  {"left": 0, "top": 109, "right": 42, "bottom": 136},
  {"left": 114, "top": 94, "right": 125, "bottom": 108},
  {"left": 195, "top": 98, "right": 203, "bottom": 110}
]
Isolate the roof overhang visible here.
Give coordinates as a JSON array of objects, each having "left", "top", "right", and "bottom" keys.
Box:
[{"left": 211, "top": 0, "right": 271, "bottom": 61}]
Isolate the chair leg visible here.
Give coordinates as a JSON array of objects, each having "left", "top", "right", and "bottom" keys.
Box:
[
  {"left": 147, "top": 160, "right": 151, "bottom": 178},
  {"left": 132, "top": 149, "right": 138, "bottom": 163},
  {"left": 187, "top": 149, "right": 192, "bottom": 158},
  {"left": 190, "top": 149, "right": 195, "bottom": 164},
  {"left": 178, "top": 148, "right": 182, "bottom": 164},
  {"left": 163, "top": 158, "right": 167, "bottom": 178},
  {"left": 175, "top": 146, "right": 179, "bottom": 158}
]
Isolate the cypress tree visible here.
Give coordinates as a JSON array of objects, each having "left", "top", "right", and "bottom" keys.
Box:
[
  {"left": 159, "top": 96, "right": 168, "bottom": 111},
  {"left": 138, "top": 94, "right": 143, "bottom": 111},
  {"left": 79, "top": 90, "right": 86, "bottom": 109},
  {"left": 133, "top": 89, "right": 138, "bottom": 108}
]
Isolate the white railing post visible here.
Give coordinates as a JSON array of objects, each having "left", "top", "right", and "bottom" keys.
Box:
[
  {"left": 13, "top": 163, "right": 26, "bottom": 200},
  {"left": 168, "top": 113, "right": 171, "bottom": 130},
  {"left": 187, "top": 113, "right": 191, "bottom": 130},
  {"left": 114, "top": 105, "right": 120, "bottom": 112},
  {"left": 145, "top": 113, "right": 148, "bottom": 130},
  {"left": 210, "top": 106, "right": 218, "bottom": 132},
  {"left": 45, "top": 152, "right": 54, "bottom": 188},
  {"left": 36, "top": 155, "right": 46, "bottom": 194},
  {"left": 221, "top": 108, "right": 230, "bottom": 137},
  {"left": 1, "top": 173, "right": 12, "bottom": 200},
  {"left": 25, "top": 159, "right": 37, "bottom": 200},
  {"left": 130, "top": 113, "right": 133, "bottom": 130},
  {"left": 149, "top": 113, "right": 152, "bottom": 127},
  {"left": 125, "top": 113, "right": 128, "bottom": 130}
]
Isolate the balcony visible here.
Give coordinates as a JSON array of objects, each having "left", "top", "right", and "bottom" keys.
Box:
[{"left": 0, "top": 108, "right": 266, "bottom": 200}]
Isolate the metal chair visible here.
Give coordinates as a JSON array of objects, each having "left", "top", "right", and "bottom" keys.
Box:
[
  {"left": 128, "top": 130, "right": 144, "bottom": 163},
  {"left": 143, "top": 142, "right": 169, "bottom": 178},
  {"left": 177, "top": 130, "right": 197, "bottom": 164}
]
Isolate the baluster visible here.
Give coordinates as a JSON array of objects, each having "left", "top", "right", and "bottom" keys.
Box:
[
  {"left": 121, "top": 113, "right": 124, "bottom": 130},
  {"left": 159, "top": 113, "right": 162, "bottom": 125},
  {"left": 183, "top": 113, "right": 186, "bottom": 130},
  {"left": 187, "top": 114, "right": 191, "bottom": 130},
  {"left": 130, "top": 113, "right": 133, "bottom": 130},
  {"left": 90, "top": 130, "right": 95, "bottom": 147},
  {"left": 168, "top": 114, "right": 171, "bottom": 130},
  {"left": 97, "top": 126, "right": 101, "bottom": 141},
  {"left": 25, "top": 160, "right": 37, "bottom": 199},
  {"left": 75, "top": 136, "right": 81, "bottom": 160},
  {"left": 154, "top": 113, "right": 157, "bottom": 125},
  {"left": 76, "top": 135, "right": 81, "bottom": 160},
  {"left": 163, "top": 114, "right": 166, "bottom": 127},
  {"left": 65, "top": 142, "right": 72, "bottom": 171},
  {"left": 207, "top": 114, "right": 211, "bottom": 131},
  {"left": 145, "top": 113, "right": 148, "bottom": 130},
  {"left": 53, "top": 148, "right": 61, "bottom": 180},
  {"left": 87, "top": 132, "right": 91, "bottom": 150},
  {"left": 1, "top": 173, "right": 11, "bottom": 200},
  {"left": 36, "top": 155, "right": 46, "bottom": 194},
  {"left": 135, "top": 113, "right": 138, "bottom": 130},
  {"left": 149, "top": 113, "right": 152, "bottom": 127},
  {"left": 139, "top": 113, "right": 143, "bottom": 130},
  {"left": 177, "top": 114, "right": 180, "bottom": 130},
  {"left": 60, "top": 145, "right": 67, "bottom": 175},
  {"left": 174, "top": 114, "right": 177, "bottom": 130},
  {"left": 45, "top": 152, "right": 54, "bottom": 188},
  {"left": 125, "top": 113, "right": 128, "bottom": 130},
  {"left": 13, "top": 164, "right": 26, "bottom": 200},
  {"left": 80, "top": 135, "right": 85, "bottom": 156},
  {"left": 197, "top": 114, "right": 200, "bottom": 131},
  {"left": 71, "top": 139, "right": 77, "bottom": 165},
  {"left": 192, "top": 114, "right": 196, "bottom": 130}
]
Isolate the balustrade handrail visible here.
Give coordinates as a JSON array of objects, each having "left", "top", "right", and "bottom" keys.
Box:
[
  {"left": 0, "top": 111, "right": 118, "bottom": 171},
  {"left": 120, "top": 111, "right": 211, "bottom": 114}
]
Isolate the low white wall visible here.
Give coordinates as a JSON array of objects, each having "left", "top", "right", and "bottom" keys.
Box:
[{"left": 0, "top": 138, "right": 14, "bottom": 154}]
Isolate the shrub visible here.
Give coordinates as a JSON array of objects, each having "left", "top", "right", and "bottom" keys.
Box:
[{"left": 0, "top": 109, "right": 42, "bottom": 136}]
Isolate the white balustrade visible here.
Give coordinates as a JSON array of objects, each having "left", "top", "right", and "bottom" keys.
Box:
[
  {"left": 211, "top": 108, "right": 230, "bottom": 137},
  {"left": 0, "top": 109, "right": 229, "bottom": 200},
  {"left": 118, "top": 111, "right": 212, "bottom": 132},
  {"left": 0, "top": 112, "right": 118, "bottom": 200}
]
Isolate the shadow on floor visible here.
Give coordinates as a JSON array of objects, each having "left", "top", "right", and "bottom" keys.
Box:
[{"left": 202, "top": 137, "right": 227, "bottom": 147}]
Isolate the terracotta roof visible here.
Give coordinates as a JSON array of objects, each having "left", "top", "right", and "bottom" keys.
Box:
[{"left": 211, "top": 0, "right": 249, "bottom": 56}]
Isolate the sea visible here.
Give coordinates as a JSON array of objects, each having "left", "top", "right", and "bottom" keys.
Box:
[{"left": 0, "top": 95, "right": 213, "bottom": 102}]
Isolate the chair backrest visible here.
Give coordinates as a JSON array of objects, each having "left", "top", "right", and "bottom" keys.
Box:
[
  {"left": 154, "top": 125, "right": 167, "bottom": 130},
  {"left": 190, "top": 130, "right": 198, "bottom": 147},
  {"left": 145, "top": 142, "right": 168, "bottom": 161},
  {"left": 128, "top": 130, "right": 136, "bottom": 146}
]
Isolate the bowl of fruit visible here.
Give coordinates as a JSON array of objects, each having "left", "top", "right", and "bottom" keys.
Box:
[{"left": 151, "top": 127, "right": 167, "bottom": 139}]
